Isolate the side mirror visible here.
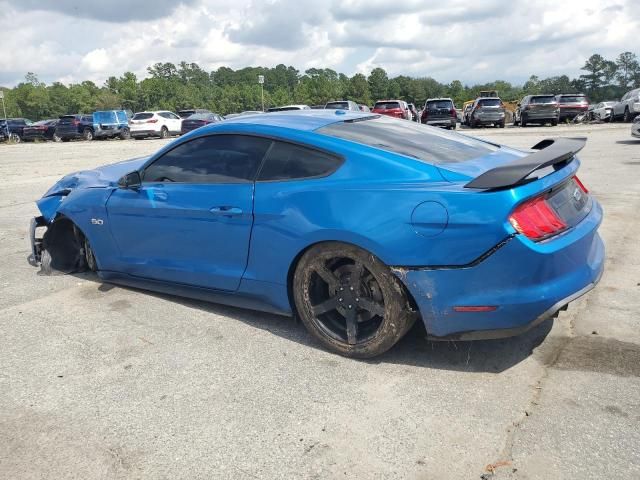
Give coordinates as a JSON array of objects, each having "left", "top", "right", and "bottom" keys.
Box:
[{"left": 118, "top": 171, "right": 142, "bottom": 190}]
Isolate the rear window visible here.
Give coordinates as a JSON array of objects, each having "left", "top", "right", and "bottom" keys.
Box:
[
  {"left": 558, "top": 96, "right": 587, "bottom": 103},
  {"left": 132, "top": 113, "right": 153, "bottom": 120},
  {"left": 426, "top": 100, "right": 453, "bottom": 110},
  {"left": 317, "top": 115, "right": 498, "bottom": 164},
  {"left": 530, "top": 96, "right": 556, "bottom": 104},
  {"left": 477, "top": 99, "right": 502, "bottom": 107},
  {"left": 58, "top": 116, "right": 77, "bottom": 124},
  {"left": 373, "top": 101, "right": 401, "bottom": 110},
  {"left": 325, "top": 102, "right": 349, "bottom": 110}
]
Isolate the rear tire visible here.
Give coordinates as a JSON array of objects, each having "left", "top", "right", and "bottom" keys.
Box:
[
  {"left": 551, "top": 118, "right": 558, "bottom": 126},
  {"left": 520, "top": 114, "right": 527, "bottom": 127},
  {"left": 160, "top": 126, "right": 169, "bottom": 139},
  {"left": 293, "top": 242, "right": 415, "bottom": 358},
  {"left": 82, "top": 128, "right": 93, "bottom": 141},
  {"left": 623, "top": 108, "right": 631, "bottom": 123},
  {"left": 119, "top": 127, "right": 130, "bottom": 140},
  {"left": 53, "top": 134, "right": 61, "bottom": 142}
]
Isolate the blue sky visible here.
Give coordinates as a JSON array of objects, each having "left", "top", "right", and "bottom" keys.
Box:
[{"left": 0, "top": 0, "right": 637, "bottom": 87}]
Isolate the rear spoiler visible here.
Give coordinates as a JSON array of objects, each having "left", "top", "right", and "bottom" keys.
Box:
[{"left": 465, "top": 137, "right": 586, "bottom": 190}]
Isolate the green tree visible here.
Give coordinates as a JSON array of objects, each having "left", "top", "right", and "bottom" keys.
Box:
[
  {"left": 368, "top": 68, "right": 389, "bottom": 101},
  {"left": 615, "top": 52, "right": 639, "bottom": 89}
]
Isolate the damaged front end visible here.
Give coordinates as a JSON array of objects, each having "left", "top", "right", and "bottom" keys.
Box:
[{"left": 28, "top": 214, "right": 91, "bottom": 274}]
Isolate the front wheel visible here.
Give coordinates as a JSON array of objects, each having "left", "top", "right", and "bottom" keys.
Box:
[
  {"left": 623, "top": 108, "right": 631, "bottom": 122},
  {"left": 52, "top": 134, "right": 61, "bottom": 142},
  {"left": 8, "top": 133, "right": 21, "bottom": 143},
  {"left": 119, "top": 127, "right": 130, "bottom": 140},
  {"left": 293, "top": 242, "right": 416, "bottom": 358},
  {"left": 520, "top": 114, "right": 527, "bottom": 127}
]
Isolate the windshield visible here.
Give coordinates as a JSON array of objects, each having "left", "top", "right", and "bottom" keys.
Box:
[
  {"left": 477, "top": 99, "right": 502, "bottom": 107},
  {"left": 325, "top": 102, "right": 349, "bottom": 110},
  {"left": 559, "top": 96, "right": 587, "bottom": 103},
  {"left": 94, "top": 111, "right": 117, "bottom": 123},
  {"left": 530, "top": 96, "right": 556, "bottom": 104},
  {"left": 186, "top": 114, "right": 211, "bottom": 121},
  {"left": 373, "top": 102, "right": 401, "bottom": 110},
  {"left": 317, "top": 115, "right": 498, "bottom": 164}
]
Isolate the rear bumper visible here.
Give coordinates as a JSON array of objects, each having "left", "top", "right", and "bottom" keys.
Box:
[
  {"left": 426, "top": 119, "right": 456, "bottom": 127},
  {"left": 524, "top": 112, "right": 559, "bottom": 121},
  {"left": 130, "top": 129, "right": 160, "bottom": 137},
  {"left": 396, "top": 200, "right": 605, "bottom": 339}
]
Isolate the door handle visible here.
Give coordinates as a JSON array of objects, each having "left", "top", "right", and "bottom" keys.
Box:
[{"left": 209, "top": 206, "right": 243, "bottom": 217}]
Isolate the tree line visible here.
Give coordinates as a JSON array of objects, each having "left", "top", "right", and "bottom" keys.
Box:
[{"left": 1, "top": 52, "right": 639, "bottom": 120}]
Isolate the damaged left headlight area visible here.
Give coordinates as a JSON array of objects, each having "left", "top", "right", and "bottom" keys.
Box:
[{"left": 28, "top": 215, "right": 94, "bottom": 275}]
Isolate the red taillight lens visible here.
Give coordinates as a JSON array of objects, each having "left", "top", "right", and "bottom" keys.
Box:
[
  {"left": 72, "top": 120, "right": 80, "bottom": 126},
  {"left": 509, "top": 196, "right": 567, "bottom": 240},
  {"left": 147, "top": 119, "right": 158, "bottom": 123},
  {"left": 450, "top": 108, "right": 456, "bottom": 118},
  {"left": 573, "top": 175, "right": 589, "bottom": 193}
]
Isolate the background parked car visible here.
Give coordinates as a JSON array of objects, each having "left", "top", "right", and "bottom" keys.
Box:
[
  {"left": 324, "top": 100, "right": 360, "bottom": 111},
  {"left": 591, "top": 101, "right": 617, "bottom": 121},
  {"left": 468, "top": 97, "right": 506, "bottom": 128},
  {"left": 93, "top": 110, "right": 130, "bottom": 140},
  {"left": 462, "top": 104, "right": 473, "bottom": 126},
  {"left": 181, "top": 113, "right": 224, "bottom": 134},
  {"left": 0, "top": 118, "right": 33, "bottom": 142},
  {"left": 54, "top": 114, "right": 94, "bottom": 141},
  {"left": 130, "top": 111, "right": 182, "bottom": 139},
  {"left": 372, "top": 100, "right": 409, "bottom": 119},
  {"left": 358, "top": 104, "right": 371, "bottom": 112},
  {"left": 177, "top": 108, "right": 211, "bottom": 119},
  {"left": 632, "top": 115, "right": 640, "bottom": 138},
  {"left": 407, "top": 103, "right": 419, "bottom": 121},
  {"left": 513, "top": 94, "right": 559, "bottom": 127},
  {"left": 22, "top": 119, "right": 59, "bottom": 141},
  {"left": 556, "top": 94, "right": 589, "bottom": 122},
  {"left": 421, "top": 98, "right": 457, "bottom": 129},
  {"left": 611, "top": 88, "right": 640, "bottom": 122},
  {"left": 266, "top": 105, "right": 310, "bottom": 112}
]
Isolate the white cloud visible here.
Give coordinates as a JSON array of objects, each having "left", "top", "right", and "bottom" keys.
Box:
[{"left": 0, "top": 0, "right": 638, "bottom": 87}]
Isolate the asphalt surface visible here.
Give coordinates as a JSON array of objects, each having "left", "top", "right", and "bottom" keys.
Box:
[{"left": 0, "top": 124, "right": 638, "bottom": 479}]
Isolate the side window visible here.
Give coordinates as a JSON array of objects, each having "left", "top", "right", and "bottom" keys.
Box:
[
  {"left": 143, "top": 135, "right": 272, "bottom": 184},
  {"left": 258, "top": 141, "right": 342, "bottom": 182},
  {"left": 170, "top": 113, "right": 180, "bottom": 119},
  {"left": 116, "top": 111, "right": 127, "bottom": 123}
]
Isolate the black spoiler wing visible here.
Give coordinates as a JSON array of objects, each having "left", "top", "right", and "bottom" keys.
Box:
[{"left": 464, "top": 137, "right": 586, "bottom": 190}]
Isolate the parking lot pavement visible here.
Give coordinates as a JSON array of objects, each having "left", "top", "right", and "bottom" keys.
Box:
[{"left": 0, "top": 125, "right": 638, "bottom": 479}]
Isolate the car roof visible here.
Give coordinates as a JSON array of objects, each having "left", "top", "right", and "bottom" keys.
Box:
[
  {"left": 203, "top": 110, "right": 375, "bottom": 132},
  {"left": 426, "top": 98, "right": 453, "bottom": 101}
]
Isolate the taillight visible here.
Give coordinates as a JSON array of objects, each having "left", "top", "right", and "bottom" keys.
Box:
[
  {"left": 509, "top": 196, "right": 567, "bottom": 241},
  {"left": 72, "top": 119, "right": 80, "bottom": 126},
  {"left": 147, "top": 119, "right": 158, "bottom": 123},
  {"left": 573, "top": 175, "right": 589, "bottom": 193},
  {"left": 450, "top": 108, "right": 456, "bottom": 118}
]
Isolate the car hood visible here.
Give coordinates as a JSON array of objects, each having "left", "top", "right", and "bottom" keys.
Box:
[{"left": 42, "top": 156, "right": 149, "bottom": 197}]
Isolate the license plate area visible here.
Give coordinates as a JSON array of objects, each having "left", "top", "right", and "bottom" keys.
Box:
[{"left": 547, "top": 177, "right": 592, "bottom": 228}]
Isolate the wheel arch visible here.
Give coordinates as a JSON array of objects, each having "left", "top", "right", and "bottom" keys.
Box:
[{"left": 285, "top": 239, "right": 420, "bottom": 321}]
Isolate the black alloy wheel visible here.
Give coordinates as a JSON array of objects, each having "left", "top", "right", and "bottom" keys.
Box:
[{"left": 293, "top": 243, "right": 415, "bottom": 358}]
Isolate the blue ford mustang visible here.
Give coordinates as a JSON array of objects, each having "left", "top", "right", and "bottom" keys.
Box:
[{"left": 29, "top": 110, "right": 604, "bottom": 358}]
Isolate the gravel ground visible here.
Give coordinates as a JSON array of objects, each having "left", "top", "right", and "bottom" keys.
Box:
[{"left": 0, "top": 123, "right": 638, "bottom": 479}]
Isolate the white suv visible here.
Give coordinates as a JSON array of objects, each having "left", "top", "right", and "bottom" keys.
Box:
[
  {"left": 612, "top": 88, "right": 640, "bottom": 122},
  {"left": 130, "top": 111, "right": 182, "bottom": 139}
]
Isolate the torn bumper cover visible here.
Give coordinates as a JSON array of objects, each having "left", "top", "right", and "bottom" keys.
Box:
[
  {"left": 27, "top": 216, "right": 47, "bottom": 266},
  {"left": 394, "top": 201, "right": 605, "bottom": 340}
]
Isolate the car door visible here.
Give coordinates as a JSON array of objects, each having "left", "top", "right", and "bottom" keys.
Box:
[
  {"left": 105, "top": 134, "right": 272, "bottom": 291},
  {"left": 165, "top": 112, "right": 181, "bottom": 133}
]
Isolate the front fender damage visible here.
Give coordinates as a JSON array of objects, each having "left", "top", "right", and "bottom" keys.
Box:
[{"left": 28, "top": 215, "right": 88, "bottom": 275}]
